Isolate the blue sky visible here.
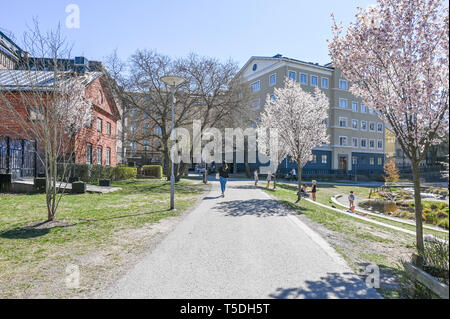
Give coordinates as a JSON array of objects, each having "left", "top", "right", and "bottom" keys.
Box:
[{"left": 1, "top": 0, "right": 375, "bottom": 67}]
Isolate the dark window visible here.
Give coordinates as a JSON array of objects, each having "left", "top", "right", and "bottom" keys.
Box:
[
  {"left": 97, "top": 147, "right": 102, "bottom": 165},
  {"left": 86, "top": 144, "right": 92, "bottom": 164}
]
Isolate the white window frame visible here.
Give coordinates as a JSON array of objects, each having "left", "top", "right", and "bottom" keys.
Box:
[
  {"left": 96, "top": 147, "right": 102, "bottom": 165},
  {"left": 106, "top": 148, "right": 111, "bottom": 166},
  {"left": 288, "top": 70, "right": 296, "bottom": 81},
  {"left": 370, "top": 157, "right": 375, "bottom": 165},
  {"left": 352, "top": 101, "right": 358, "bottom": 112},
  {"left": 251, "top": 80, "right": 261, "bottom": 92},
  {"left": 361, "top": 120, "right": 367, "bottom": 131},
  {"left": 339, "top": 136, "right": 348, "bottom": 146},
  {"left": 339, "top": 98, "right": 348, "bottom": 109},
  {"left": 378, "top": 157, "right": 383, "bottom": 165},
  {"left": 300, "top": 73, "right": 307, "bottom": 84},
  {"left": 310, "top": 75, "right": 318, "bottom": 87},
  {"left": 377, "top": 123, "right": 384, "bottom": 133},
  {"left": 352, "top": 137, "right": 358, "bottom": 148},
  {"left": 321, "top": 155, "right": 328, "bottom": 164},
  {"left": 369, "top": 139, "right": 376, "bottom": 149},
  {"left": 321, "top": 77, "right": 329, "bottom": 89},
  {"left": 269, "top": 73, "right": 277, "bottom": 86},
  {"left": 369, "top": 121, "right": 376, "bottom": 132},
  {"left": 339, "top": 79, "right": 348, "bottom": 90},
  {"left": 351, "top": 119, "right": 358, "bottom": 130},
  {"left": 360, "top": 138, "right": 367, "bottom": 149},
  {"left": 377, "top": 139, "right": 383, "bottom": 150},
  {"left": 361, "top": 103, "right": 367, "bottom": 113},
  {"left": 339, "top": 117, "right": 348, "bottom": 128}
]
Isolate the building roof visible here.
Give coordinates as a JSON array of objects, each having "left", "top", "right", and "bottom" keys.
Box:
[
  {"left": 0, "top": 30, "right": 25, "bottom": 61},
  {"left": 237, "top": 54, "right": 335, "bottom": 78},
  {"left": 0, "top": 70, "right": 102, "bottom": 91}
]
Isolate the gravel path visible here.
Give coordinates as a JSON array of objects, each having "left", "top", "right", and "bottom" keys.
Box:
[{"left": 104, "top": 180, "right": 380, "bottom": 299}]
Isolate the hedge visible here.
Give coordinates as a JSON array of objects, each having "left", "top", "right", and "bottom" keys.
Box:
[
  {"left": 57, "top": 163, "right": 137, "bottom": 183},
  {"left": 142, "top": 165, "right": 163, "bottom": 179}
]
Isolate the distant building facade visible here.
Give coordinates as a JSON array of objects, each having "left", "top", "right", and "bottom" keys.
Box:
[{"left": 238, "top": 54, "right": 386, "bottom": 176}]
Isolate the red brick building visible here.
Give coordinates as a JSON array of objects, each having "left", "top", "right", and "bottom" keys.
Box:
[{"left": 0, "top": 70, "right": 120, "bottom": 179}]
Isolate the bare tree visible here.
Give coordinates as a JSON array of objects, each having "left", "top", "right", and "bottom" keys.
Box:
[
  {"left": 106, "top": 50, "right": 252, "bottom": 180},
  {"left": 0, "top": 22, "right": 92, "bottom": 221}
]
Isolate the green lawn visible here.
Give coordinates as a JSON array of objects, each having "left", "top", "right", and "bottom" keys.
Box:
[{"left": 0, "top": 179, "right": 206, "bottom": 298}]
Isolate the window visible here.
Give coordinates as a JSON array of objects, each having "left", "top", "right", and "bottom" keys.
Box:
[
  {"left": 339, "top": 79, "right": 348, "bottom": 90},
  {"left": 377, "top": 140, "right": 383, "bottom": 149},
  {"left": 96, "top": 147, "right": 102, "bottom": 165},
  {"left": 251, "top": 81, "right": 260, "bottom": 92},
  {"left": 378, "top": 157, "right": 383, "bottom": 165},
  {"left": 370, "top": 157, "right": 375, "bottom": 165},
  {"left": 270, "top": 94, "right": 276, "bottom": 102},
  {"left": 106, "top": 148, "right": 111, "bottom": 166},
  {"left": 369, "top": 108, "right": 375, "bottom": 114},
  {"left": 87, "top": 118, "right": 93, "bottom": 129},
  {"left": 339, "top": 117, "right": 348, "bottom": 128},
  {"left": 300, "top": 73, "right": 307, "bottom": 84},
  {"left": 253, "top": 98, "right": 261, "bottom": 110},
  {"left": 361, "top": 138, "right": 367, "bottom": 148},
  {"left": 156, "top": 126, "right": 162, "bottom": 135},
  {"left": 361, "top": 103, "right": 367, "bottom": 113},
  {"left": 352, "top": 137, "right": 358, "bottom": 148},
  {"left": 352, "top": 102, "right": 358, "bottom": 112},
  {"left": 339, "top": 98, "right": 348, "bottom": 109},
  {"left": 361, "top": 121, "right": 367, "bottom": 131},
  {"left": 269, "top": 74, "right": 277, "bottom": 86},
  {"left": 97, "top": 118, "right": 103, "bottom": 132},
  {"left": 339, "top": 136, "right": 348, "bottom": 146},
  {"left": 312, "top": 155, "right": 317, "bottom": 163},
  {"left": 143, "top": 140, "right": 150, "bottom": 151},
  {"left": 322, "top": 155, "right": 328, "bottom": 164},
  {"left": 311, "top": 76, "right": 318, "bottom": 87},
  {"left": 369, "top": 122, "right": 375, "bottom": 132},
  {"left": 131, "top": 123, "right": 137, "bottom": 133},
  {"left": 377, "top": 123, "right": 383, "bottom": 133},
  {"left": 352, "top": 156, "right": 358, "bottom": 165},
  {"left": 288, "top": 71, "right": 296, "bottom": 81},
  {"left": 321, "top": 77, "right": 329, "bottom": 89},
  {"left": 352, "top": 119, "right": 358, "bottom": 130},
  {"left": 86, "top": 144, "right": 92, "bottom": 164},
  {"left": 325, "top": 118, "right": 329, "bottom": 127},
  {"left": 369, "top": 139, "right": 375, "bottom": 149},
  {"left": 106, "top": 122, "right": 111, "bottom": 135}
]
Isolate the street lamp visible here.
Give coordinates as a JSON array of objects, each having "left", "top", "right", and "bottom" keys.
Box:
[{"left": 160, "top": 76, "right": 186, "bottom": 210}]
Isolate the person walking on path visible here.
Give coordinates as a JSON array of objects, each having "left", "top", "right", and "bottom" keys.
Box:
[
  {"left": 348, "top": 191, "right": 355, "bottom": 213},
  {"left": 311, "top": 180, "right": 317, "bottom": 201},
  {"left": 254, "top": 170, "right": 259, "bottom": 186},
  {"left": 219, "top": 164, "right": 229, "bottom": 197},
  {"left": 291, "top": 168, "right": 297, "bottom": 181},
  {"left": 266, "top": 171, "right": 272, "bottom": 189}
]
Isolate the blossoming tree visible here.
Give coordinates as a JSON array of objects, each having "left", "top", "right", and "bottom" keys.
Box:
[
  {"left": 328, "top": 0, "right": 449, "bottom": 253},
  {"left": 0, "top": 23, "right": 92, "bottom": 222},
  {"left": 258, "top": 79, "right": 329, "bottom": 202}
]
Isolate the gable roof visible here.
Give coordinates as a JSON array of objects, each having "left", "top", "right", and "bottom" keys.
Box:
[
  {"left": 0, "top": 70, "right": 102, "bottom": 91},
  {"left": 237, "top": 54, "right": 335, "bottom": 79}
]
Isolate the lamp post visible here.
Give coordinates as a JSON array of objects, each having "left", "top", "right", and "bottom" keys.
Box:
[{"left": 160, "top": 76, "right": 186, "bottom": 210}]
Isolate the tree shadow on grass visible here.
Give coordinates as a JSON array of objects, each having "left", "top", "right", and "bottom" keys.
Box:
[
  {"left": 0, "top": 221, "right": 74, "bottom": 239},
  {"left": 268, "top": 272, "right": 381, "bottom": 299},
  {"left": 214, "top": 199, "right": 291, "bottom": 217}
]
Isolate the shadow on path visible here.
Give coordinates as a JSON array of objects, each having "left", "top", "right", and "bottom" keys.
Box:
[
  {"left": 214, "top": 199, "right": 289, "bottom": 217},
  {"left": 268, "top": 272, "right": 381, "bottom": 299}
]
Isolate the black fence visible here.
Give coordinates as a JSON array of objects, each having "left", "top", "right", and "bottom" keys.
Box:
[{"left": 0, "top": 135, "right": 38, "bottom": 180}]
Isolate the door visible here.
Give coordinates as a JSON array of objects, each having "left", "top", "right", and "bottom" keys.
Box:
[{"left": 339, "top": 155, "right": 347, "bottom": 172}]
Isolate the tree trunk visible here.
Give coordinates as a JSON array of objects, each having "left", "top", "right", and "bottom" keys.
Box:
[
  {"left": 296, "top": 168, "right": 302, "bottom": 203},
  {"left": 412, "top": 160, "right": 424, "bottom": 256}
]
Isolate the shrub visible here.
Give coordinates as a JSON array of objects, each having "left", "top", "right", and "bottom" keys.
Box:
[
  {"left": 142, "top": 165, "right": 163, "bottom": 179},
  {"left": 115, "top": 166, "right": 137, "bottom": 181}
]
